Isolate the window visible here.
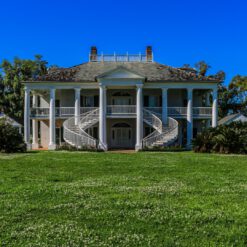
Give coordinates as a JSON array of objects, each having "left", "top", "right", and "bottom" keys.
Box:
[
  {"left": 61, "top": 127, "right": 65, "bottom": 142},
  {"left": 145, "top": 127, "right": 153, "bottom": 137},
  {"left": 193, "top": 128, "right": 198, "bottom": 138},
  {"left": 94, "top": 96, "right": 99, "bottom": 107},
  {"left": 82, "top": 96, "right": 94, "bottom": 107},
  {"left": 56, "top": 128, "right": 60, "bottom": 145},
  {"left": 149, "top": 96, "right": 158, "bottom": 107},
  {"left": 144, "top": 96, "right": 149, "bottom": 107},
  {"left": 55, "top": 100, "right": 60, "bottom": 107}
]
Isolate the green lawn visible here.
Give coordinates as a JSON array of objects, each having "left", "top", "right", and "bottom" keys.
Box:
[{"left": 0, "top": 151, "right": 247, "bottom": 246}]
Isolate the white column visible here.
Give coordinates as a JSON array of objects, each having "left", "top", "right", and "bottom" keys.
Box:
[
  {"left": 99, "top": 85, "right": 107, "bottom": 150},
  {"left": 187, "top": 88, "right": 193, "bottom": 147},
  {"left": 24, "top": 87, "right": 31, "bottom": 150},
  {"left": 74, "top": 88, "right": 81, "bottom": 125},
  {"left": 49, "top": 88, "right": 56, "bottom": 150},
  {"left": 162, "top": 88, "right": 168, "bottom": 125},
  {"left": 205, "top": 91, "right": 211, "bottom": 128},
  {"left": 135, "top": 85, "right": 143, "bottom": 150},
  {"left": 212, "top": 88, "right": 218, "bottom": 127},
  {"left": 32, "top": 94, "right": 39, "bottom": 149},
  {"left": 103, "top": 86, "right": 107, "bottom": 146}
]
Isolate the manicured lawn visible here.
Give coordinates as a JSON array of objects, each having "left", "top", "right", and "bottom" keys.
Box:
[{"left": 0, "top": 151, "right": 247, "bottom": 246}]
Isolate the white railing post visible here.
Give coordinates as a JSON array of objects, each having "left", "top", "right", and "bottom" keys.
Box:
[
  {"left": 32, "top": 94, "right": 39, "bottom": 149},
  {"left": 162, "top": 88, "right": 168, "bottom": 125},
  {"left": 212, "top": 88, "right": 218, "bottom": 127},
  {"left": 74, "top": 88, "right": 81, "bottom": 125},
  {"left": 99, "top": 85, "right": 107, "bottom": 150},
  {"left": 187, "top": 88, "right": 193, "bottom": 147},
  {"left": 135, "top": 85, "right": 143, "bottom": 150},
  {"left": 24, "top": 87, "right": 31, "bottom": 150},
  {"left": 49, "top": 88, "right": 56, "bottom": 150}
]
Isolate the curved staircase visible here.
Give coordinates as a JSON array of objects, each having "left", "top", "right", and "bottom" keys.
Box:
[
  {"left": 63, "top": 107, "right": 178, "bottom": 150},
  {"left": 142, "top": 108, "right": 178, "bottom": 148},
  {"left": 63, "top": 109, "right": 99, "bottom": 149}
]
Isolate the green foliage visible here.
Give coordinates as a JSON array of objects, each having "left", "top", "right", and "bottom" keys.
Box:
[
  {"left": 193, "top": 122, "right": 247, "bottom": 154},
  {"left": 0, "top": 55, "right": 47, "bottom": 123},
  {"left": 142, "top": 145, "right": 186, "bottom": 152},
  {"left": 218, "top": 75, "right": 247, "bottom": 117},
  {"left": 56, "top": 143, "right": 103, "bottom": 152},
  {"left": 0, "top": 118, "right": 26, "bottom": 153},
  {"left": 195, "top": 61, "right": 211, "bottom": 76},
  {"left": 0, "top": 152, "right": 247, "bottom": 246}
]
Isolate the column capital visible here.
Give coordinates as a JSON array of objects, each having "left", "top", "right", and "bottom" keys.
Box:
[
  {"left": 74, "top": 87, "right": 81, "bottom": 92},
  {"left": 162, "top": 87, "right": 168, "bottom": 92},
  {"left": 136, "top": 84, "right": 143, "bottom": 89},
  {"left": 99, "top": 85, "right": 107, "bottom": 90},
  {"left": 24, "top": 87, "right": 30, "bottom": 93},
  {"left": 212, "top": 88, "right": 218, "bottom": 97},
  {"left": 50, "top": 88, "right": 56, "bottom": 98}
]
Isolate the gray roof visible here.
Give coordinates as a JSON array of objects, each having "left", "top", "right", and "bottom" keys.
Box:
[
  {"left": 31, "top": 62, "right": 219, "bottom": 83},
  {"left": 0, "top": 113, "right": 22, "bottom": 127},
  {"left": 218, "top": 113, "right": 247, "bottom": 125}
]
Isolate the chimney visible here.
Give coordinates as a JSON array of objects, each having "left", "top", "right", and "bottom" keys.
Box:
[
  {"left": 90, "top": 46, "right": 97, "bottom": 62},
  {"left": 146, "top": 46, "right": 153, "bottom": 62}
]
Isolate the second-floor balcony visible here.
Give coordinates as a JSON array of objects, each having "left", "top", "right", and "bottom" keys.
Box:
[
  {"left": 30, "top": 106, "right": 212, "bottom": 119},
  {"left": 146, "top": 107, "right": 212, "bottom": 118}
]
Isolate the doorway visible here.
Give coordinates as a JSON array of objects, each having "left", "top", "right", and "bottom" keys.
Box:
[{"left": 111, "top": 123, "right": 132, "bottom": 148}]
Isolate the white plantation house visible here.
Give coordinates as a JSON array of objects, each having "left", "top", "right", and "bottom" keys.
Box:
[{"left": 23, "top": 46, "right": 219, "bottom": 150}]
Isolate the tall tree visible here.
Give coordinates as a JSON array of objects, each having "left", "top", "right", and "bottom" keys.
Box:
[
  {"left": 0, "top": 55, "right": 47, "bottom": 123},
  {"left": 195, "top": 61, "right": 211, "bottom": 76},
  {"left": 218, "top": 75, "right": 247, "bottom": 117}
]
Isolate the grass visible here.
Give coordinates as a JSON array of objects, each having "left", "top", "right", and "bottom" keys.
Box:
[{"left": 0, "top": 151, "right": 247, "bottom": 246}]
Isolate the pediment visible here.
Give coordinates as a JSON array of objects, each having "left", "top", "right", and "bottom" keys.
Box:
[{"left": 97, "top": 67, "right": 145, "bottom": 80}]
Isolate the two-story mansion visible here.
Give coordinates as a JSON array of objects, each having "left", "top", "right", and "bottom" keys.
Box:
[{"left": 23, "top": 46, "right": 219, "bottom": 150}]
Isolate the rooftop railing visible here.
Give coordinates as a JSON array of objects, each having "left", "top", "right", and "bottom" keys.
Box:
[{"left": 90, "top": 53, "right": 153, "bottom": 63}]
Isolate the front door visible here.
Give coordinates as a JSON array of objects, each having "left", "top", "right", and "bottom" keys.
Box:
[{"left": 111, "top": 123, "right": 132, "bottom": 148}]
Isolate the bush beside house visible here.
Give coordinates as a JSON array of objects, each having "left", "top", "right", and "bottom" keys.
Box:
[
  {"left": 0, "top": 118, "right": 26, "bottom": 153},
  {"left": 193, "top": 122, "right": 247, "bottom": 154}
]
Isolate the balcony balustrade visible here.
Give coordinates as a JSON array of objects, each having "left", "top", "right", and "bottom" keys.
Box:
[
  {"left": 30, "top": 106, "right": 212, "bottom": 118},
  {"left": 145, "top": 107, "right": 212, "bottom": 117},
  {"left": 107, "top": 105, "right": 136, "bottom": 115},
  {"left": 30, "top": 107, "right": 95, "bottom": 118}
]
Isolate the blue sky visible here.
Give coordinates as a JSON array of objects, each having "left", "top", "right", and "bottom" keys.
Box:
[{"left": 0, "top": 0, "right": 246, "bottom": 85}]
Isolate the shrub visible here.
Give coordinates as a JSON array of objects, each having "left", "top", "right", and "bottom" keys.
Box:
[
  {"left": 0, "top": 118, "right": 26, "bottom": 153},
  {"left": 193, "top": 121, "right": 247, "bottom": 154},
  {"left": 142, "top": 145, "right": 186, "bottom": 152},
  {"left": 56, "top": 143, "right": 103, "bottom": 152}
]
